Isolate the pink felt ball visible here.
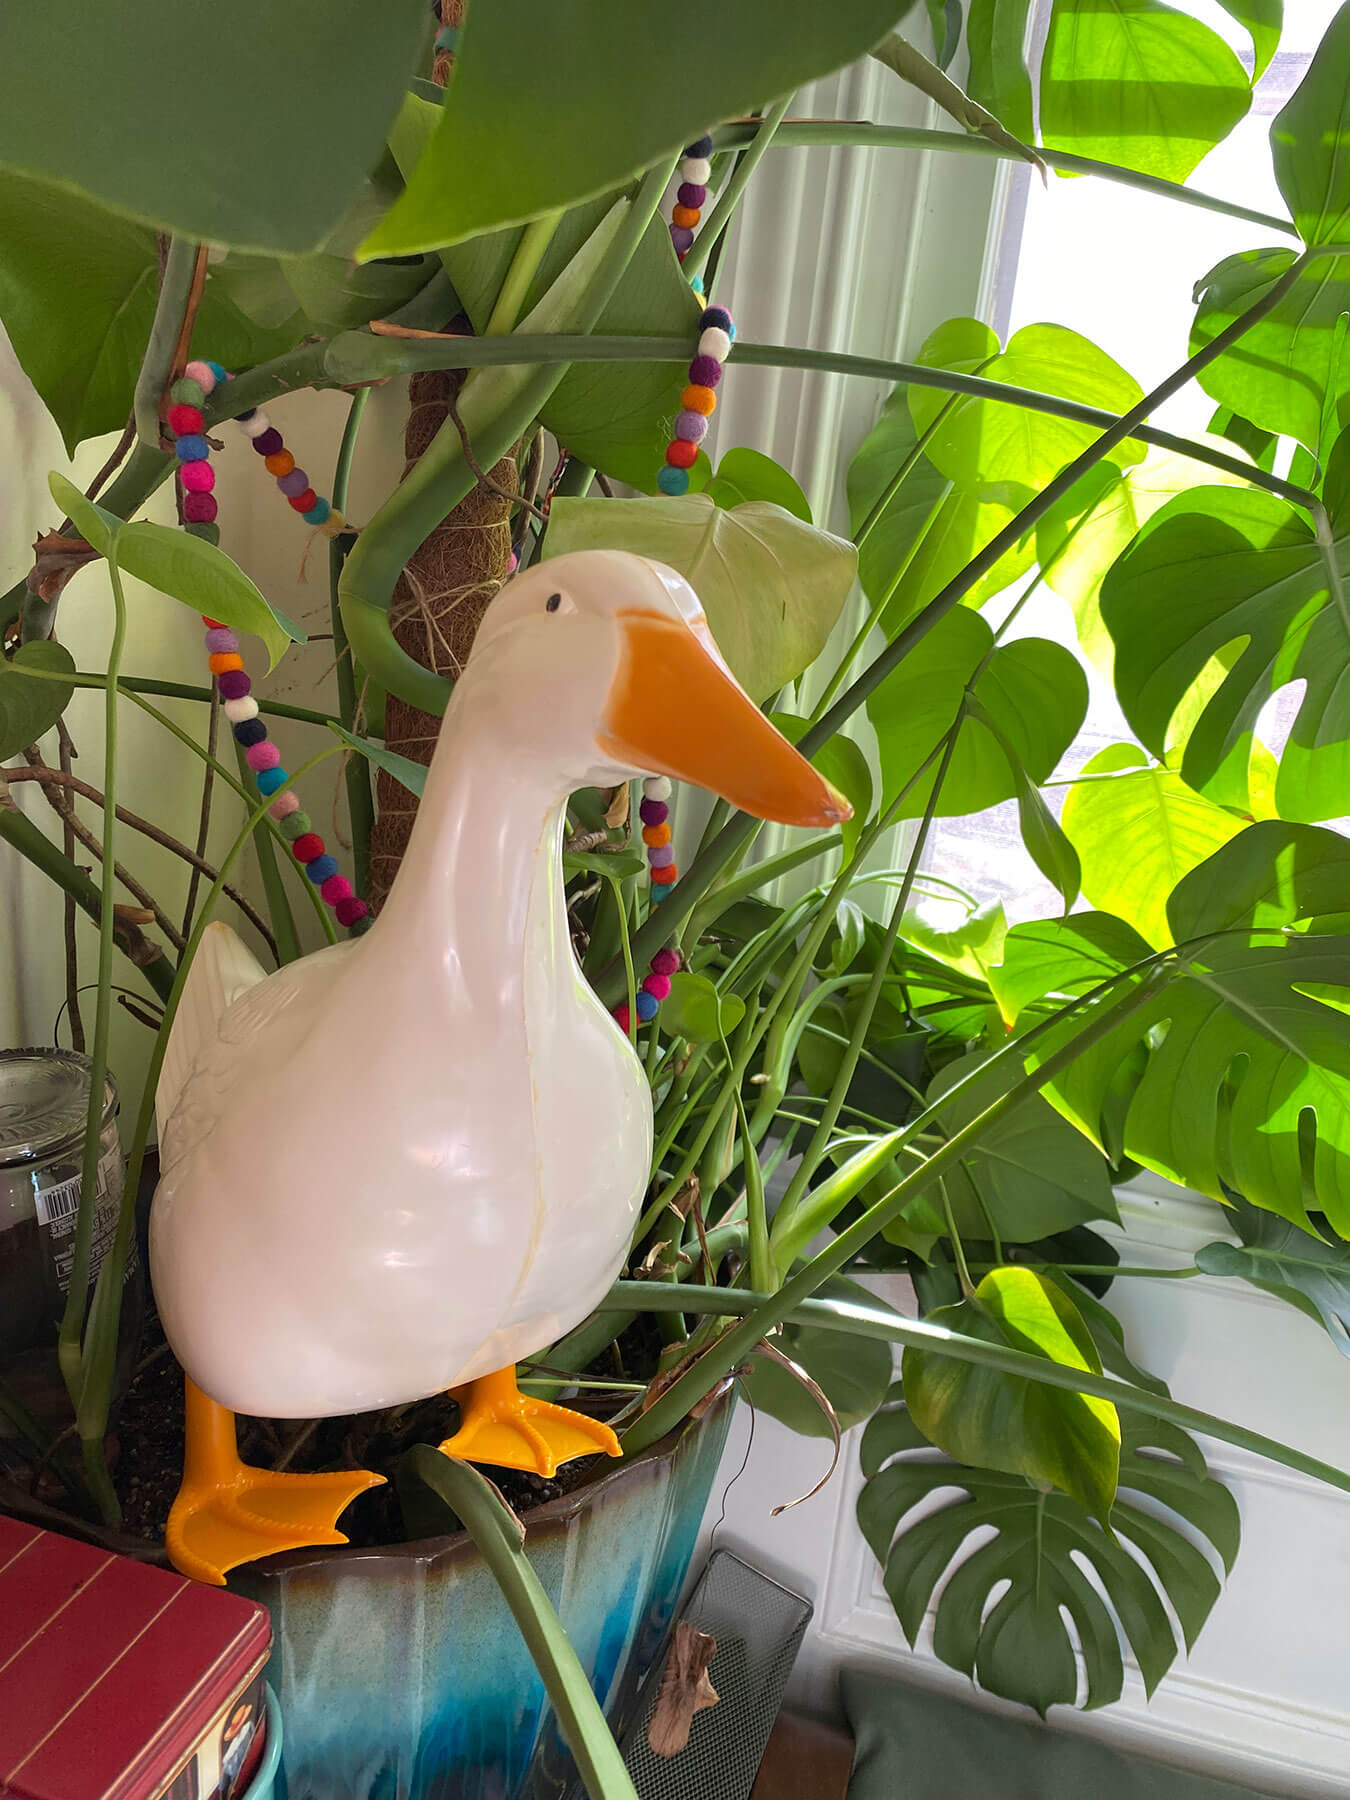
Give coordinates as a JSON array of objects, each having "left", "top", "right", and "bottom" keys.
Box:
[
  {"left": 245, "top": 740, "right": 281, "bottom": 772},
  {"left": 651, "top": 949, "right": 680, "bottom": 977},
  {"left": 180, "top": 460, "right": 215, "bottom": 493},
  {"left": 269, "top": 790, "right": 301, "bottom": 820},
  {"left": 642, "top": 973, "right": 672, "bottom": 1002},
  {"left": 321, "top": 874, "right": 354, "bottom": 905},
  {"left": 184, "top": 359, "right": 217, "bottom": 394}
]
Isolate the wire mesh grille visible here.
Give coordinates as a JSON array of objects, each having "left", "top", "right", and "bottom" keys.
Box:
[{"left": 615, "top": 1550, "right": 813, "bottom": 1800}]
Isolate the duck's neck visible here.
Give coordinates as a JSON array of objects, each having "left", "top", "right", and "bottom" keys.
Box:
[{"left": 371, "top": 674, "right": 576, "bottom": 1012}]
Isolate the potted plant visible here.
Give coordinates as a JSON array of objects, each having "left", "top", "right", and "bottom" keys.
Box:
[{"left": 4, "top": 3, "right": 1350, "bottom": 1796}]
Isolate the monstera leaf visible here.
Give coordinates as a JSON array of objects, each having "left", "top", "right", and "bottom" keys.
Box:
[
  {"left": 858, "top": 1389, "right": 1240, "bottom": 1714},
  {"left": 1195, "top": 14, "right": 1350, "bottom": 445},
  {"left": 1049, "top": 936, "right": 1350, "bottom": 1231},
  {"left": 1101, "top": 445, "right": 1350, "bottom": 822},
  {"left": 1197, "top": 1192, "right": 1350, "bottom": 1357}
]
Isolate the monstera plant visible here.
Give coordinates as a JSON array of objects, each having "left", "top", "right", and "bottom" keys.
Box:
[{"left": 5, "top": 0, "right": 1350, "bottom": 1775}]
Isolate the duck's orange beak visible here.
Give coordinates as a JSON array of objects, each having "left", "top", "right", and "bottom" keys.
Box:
[{"left": 599, "top": 612, "right": 852, "bottom": 828}]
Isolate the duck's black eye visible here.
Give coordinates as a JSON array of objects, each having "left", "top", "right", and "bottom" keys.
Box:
[{"left": 545, "top": 593, "right": 562, "bottom": 613}]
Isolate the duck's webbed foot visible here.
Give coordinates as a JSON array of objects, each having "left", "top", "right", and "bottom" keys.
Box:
[
  {"left": 167, "top": 1379, "right": 384, "bottom": 1586},
  {"left": 439, "top": 1365, "right": 621, "bottom": 1479}
]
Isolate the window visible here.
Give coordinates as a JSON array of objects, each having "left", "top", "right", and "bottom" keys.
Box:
[{"left": 924, "top": 1, "right": 1343, "bottom": 924}]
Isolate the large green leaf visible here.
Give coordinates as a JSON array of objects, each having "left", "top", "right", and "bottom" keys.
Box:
[
  {"left": 916, "top": 1051, "right": 1119, "bottom": 1243},
  {"left": 1191, "top": 247, "right": 1350, "bottom": 452},
  {"left": 50, "top": 473, "right": 303, "bottom": 672},
  {"left": 1217, "top": 0, "right": 1282, "bottom": 79},
  {"left": 846, "top": 390, "right": 1036, "bottom": 635},
  {"left": 1060, "top": 744, "right": 1242, "bottom": 949},
  {"left": 741, "top": 1277, "right": 896, "bottom": 1438},
  {"left": 1167, "top": 819, "right": 1350, "bottom": 940},
  {"left": 0, "top": 3, "right": 425, "bottom": 253},
  {"left": 966, "top": 0, "right": 1035, "bottom": 143},
  {"left": 911, "top": 319, "right": 1145, "bottom": 493},
  {"left": 386, "top": 98, "right": 704, "bottom": 493},
  {"left": 1100, "top": 461, "right": 1350, "bottom": 821},
  {"left": 543, "top": 496, "right": 855, "bottom": 703},
  {"left": 209, "top": 171, "right": 438, "bottom": 341},
  {"left": 903, "top": 1268, "right": 1121, "bottom": 1522},
  {"left": 1035, "top": 451, "right": 1249, "bottom": 677},
  {"left": 859, "top": 1389, "right": 1239, "bottom": 1713},
  {"left": 0, "top": 173, "right": 303, "bottom": 454},
  {"left": 1196, "top": 1191, "right": 1350, "bottom": 1355},
  {"left": 1270, "top": 2, "right": 1348, "bottom": 246},
  {"left": 1039, "top": 0, "right": 1251, "bottom": 185},
  {"left": 990, "top": 911, "right": 1155, "bottom": 1027},
  {"left": 1034, "top": 928, "right": 1350, "bottom": 1232},
  {"left": 866, "top": 606, "right": 1087, "bottom": 818},
  {"left": 0, "top": 642, "right": 76, "bottom": 761},
  {"left": 363, "top": 1, "right": 910, "bottom": 253},
  {"left": 706, "top": 449, "right": 812, "bottom": 522}
]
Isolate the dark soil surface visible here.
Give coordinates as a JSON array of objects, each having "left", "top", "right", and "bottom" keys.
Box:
[{"left": 103, "top": 1306, "right": 665, "bottom": 1552}]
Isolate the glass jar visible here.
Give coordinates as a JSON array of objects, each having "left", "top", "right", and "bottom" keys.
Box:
[{"left": 0, "top": 1048, "right": 139, "bottom": 1435}]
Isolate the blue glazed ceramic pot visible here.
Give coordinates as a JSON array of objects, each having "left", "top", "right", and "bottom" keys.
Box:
[{"left": 238, "top": 1395, "right": 732, "bottom": 1800}]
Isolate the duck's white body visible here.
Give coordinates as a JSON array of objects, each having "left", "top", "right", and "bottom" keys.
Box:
[{"left": 150, "top": 551, "right": 845, "bottom": 1428}]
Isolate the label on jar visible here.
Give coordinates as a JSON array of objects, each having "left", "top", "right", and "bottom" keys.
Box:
[{"left": 33, "top": 1142, "right": 131, "bottom": 1293}]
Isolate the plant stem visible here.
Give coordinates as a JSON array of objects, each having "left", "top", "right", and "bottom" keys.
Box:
[
  {"left": 621, "top": 972, "right": 1162, "bottom": 1454},
  {"left": 329, "top": 388, "right": 374, "bottom": 894},
  {"left": 0, "top": 805, "right": 175, "bottom": 1000},
  {"left": 486, "top": 211, "right": 562, "bottom": 335},
  {"left": 239, "top": 745, "right": 302, "bottom": 965},
  {"left": 73, "top": 747, "right": 345, "bottom": 1484},
  {"left": 132, "top": 237, "right": 198, "bottom": 448},
  {"left": 57, "top": 551, "right": 128, "bottom": 1522},
  {"left": 603, "top": 1283, "right": 1350, "bottom": 1496},
  {"left": 684, "top": 92, "right": 793, "bottom": 280},
  {"left": 710, "top": 120, "right": 1299, "bottom": 237}
]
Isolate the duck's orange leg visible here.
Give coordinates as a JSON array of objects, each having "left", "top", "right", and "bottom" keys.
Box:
[
  {"left": 166, "top": 1379, "right": 384, "bottom": 1586},
  {"left": 438, "top": 1365, "right": 620, "bottom": 1479}
]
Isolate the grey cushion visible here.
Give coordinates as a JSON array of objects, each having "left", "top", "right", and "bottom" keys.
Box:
[{"left": 842, "top": 1669, "right": 1282, "bottom": 1799}]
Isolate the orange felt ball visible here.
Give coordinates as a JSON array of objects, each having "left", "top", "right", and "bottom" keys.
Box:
[
  {"left": 264, "top": 449, "right": 295, "bottom": 478},
  {"left": 642, "top": 823, "right": 672, "bottom": 848},
  {"left": 682, "top": 384, "right": 717, "bottom": 416},
  {"left": 672, "top": 204, "right": 700, "bottom": 228},
  {"left": 208, "top": 652, "right": 244, "bottom": 675},
  {"left": 666, "top": 439, "right": 698, "bottom": 468},
  {"left": 651, "top": 863, "right": 678, "bottom": 885}
]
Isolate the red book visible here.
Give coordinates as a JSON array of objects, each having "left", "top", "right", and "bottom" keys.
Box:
[{"left": 0, "top": 1515, "right": 271, "bottom": 1800}]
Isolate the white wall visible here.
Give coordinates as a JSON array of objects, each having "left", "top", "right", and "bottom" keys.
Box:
[{"left": 700, "top": 1183, "right": 1350, "bottom": 1796}]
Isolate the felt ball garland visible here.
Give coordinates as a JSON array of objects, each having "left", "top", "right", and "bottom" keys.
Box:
[
  {"left": 167, "top": 359, "right": 370, "bottom": 936},
  {"left": 657, "top": 304, "right": 734, "bottom": 499},
  {"left": 668, "top": 134, "right": 713, "bottom": 263}
]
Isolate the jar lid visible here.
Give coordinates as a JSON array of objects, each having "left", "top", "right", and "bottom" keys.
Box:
[{"left": 0, "top": 1049, "right": 118, "bottom": 1170}]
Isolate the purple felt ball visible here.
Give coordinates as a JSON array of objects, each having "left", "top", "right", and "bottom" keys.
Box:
[
  {"left": 252, "top": 428, "right": 284, "bottom": 457},
  {"left": 675, "top": 410, "right": 708, "bottom": 444},
  {"left": 639, "top": 798, "right": 669, "bottom": 826},
  {"left": 204, "top": 627, "right": 239, "bottom": 655},
  {"left": 217, "top": 669, "right": 252, "bottom": 701},
  {"left": 670, "top": 224, "right": 695, "bottom": 254},
  {"left": 277, "top": 468, "right": 309, "bottom": 497},
  {"left": 648, "top": 844, "right": 676, "bottom": 869},
  {"left": 688, "top": 355, "right": 722, "bottom": 389},
  {"left": 677, "top": 182, "right": 707, "bottom": 209}
]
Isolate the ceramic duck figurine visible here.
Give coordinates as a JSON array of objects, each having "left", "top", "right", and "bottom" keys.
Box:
[{"left": 150, "top": 551, "right": 849, "bottom": 1584}]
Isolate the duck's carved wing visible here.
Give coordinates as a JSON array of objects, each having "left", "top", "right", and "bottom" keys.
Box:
[{"left": 155, "top": 921, "right": 268, "bottom": 1137}]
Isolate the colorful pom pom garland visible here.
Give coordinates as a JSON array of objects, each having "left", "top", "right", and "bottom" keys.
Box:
[
  {"left": 657, "top": 304, "right": 735, "bottom": 499},
  {"left": 668, "top": 134, "right": 713, "bottom": 264},
  {"left": 167, "top": 360, "right": 370, "bottom": 937}
]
